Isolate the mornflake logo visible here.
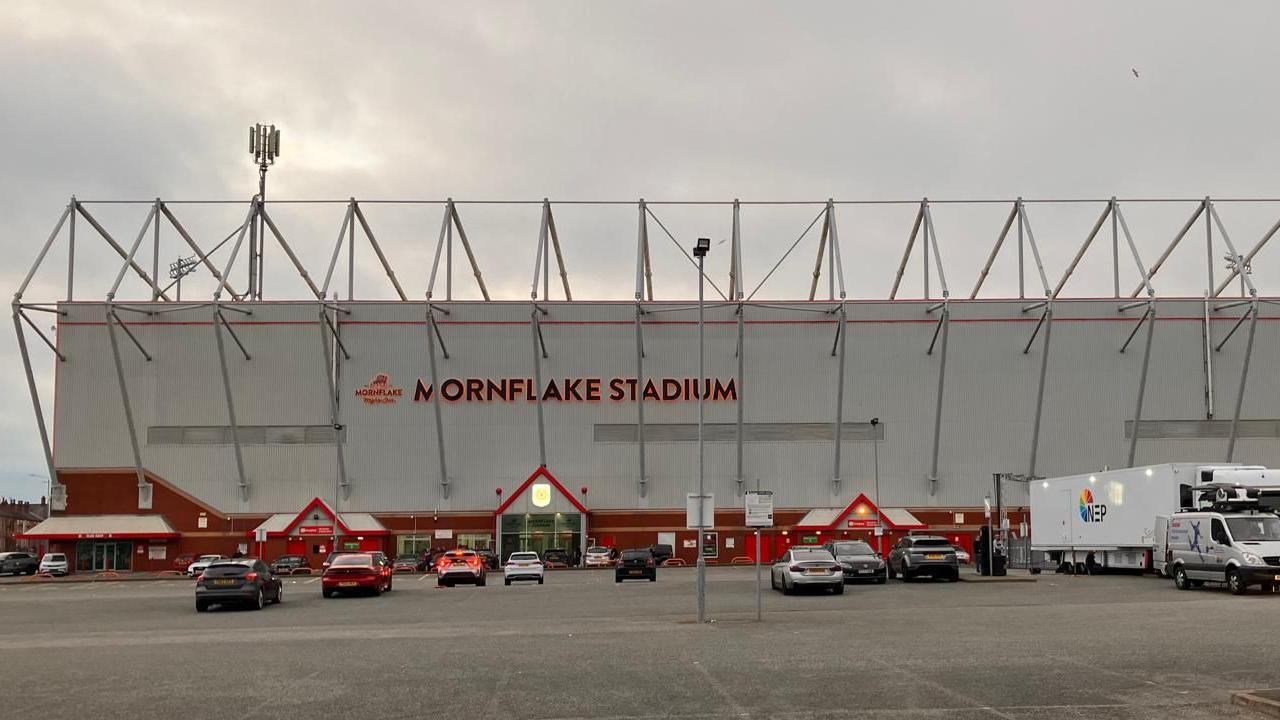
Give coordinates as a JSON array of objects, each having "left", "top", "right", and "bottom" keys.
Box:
[
  {"left": 1078, "top": 488, "right": 1107, "bottom": 523},
  {"left": 355, "top": 373, "right": 403, "bottom": 405}
]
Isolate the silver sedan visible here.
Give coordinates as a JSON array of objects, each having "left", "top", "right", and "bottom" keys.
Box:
[{"left": 771, "top": 548, "right": 844, "bottom": 595}]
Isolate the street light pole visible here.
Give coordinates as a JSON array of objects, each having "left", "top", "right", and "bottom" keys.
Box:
[
  {"left": 871, "top": 417, "right": 881, "bottom": 554},
  {"left": 694, "top": 237, "right": 711, "bottom": 623}
]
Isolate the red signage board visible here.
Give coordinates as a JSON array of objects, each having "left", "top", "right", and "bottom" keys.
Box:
[
  {"left": 847, "top": 519, "right": 878, "bottom": 529},
  {"left": 299, "top": 525, "right": 333, "bottom": 535}
]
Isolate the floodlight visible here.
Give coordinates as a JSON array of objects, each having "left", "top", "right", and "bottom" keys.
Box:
[{"left": 693, "top": 237, "right": 711, "bottom": 258}]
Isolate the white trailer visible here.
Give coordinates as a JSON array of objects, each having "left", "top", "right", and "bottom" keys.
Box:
[{"left": 1029, "top": 463, "right": 1269, "bottom": 571}]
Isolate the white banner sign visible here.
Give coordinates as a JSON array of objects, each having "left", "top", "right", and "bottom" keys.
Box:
[
  {"left": 745, "top": 490, "right": 774, "bottom": 528},
  {"left": 686, "top": 493, "right": 714, "bottom": 529}
]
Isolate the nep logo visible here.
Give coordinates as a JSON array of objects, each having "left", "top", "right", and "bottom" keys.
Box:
[{"left": 1079, "top": 488, "right": 1107, "bottom": 523}]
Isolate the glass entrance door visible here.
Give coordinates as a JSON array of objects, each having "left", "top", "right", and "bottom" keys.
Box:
[
  {"left": 500, "top": 513, "right": 582, "bottom": 562},
  {"left": 76, "top": 541, "right": 133, "bottom": 572}
]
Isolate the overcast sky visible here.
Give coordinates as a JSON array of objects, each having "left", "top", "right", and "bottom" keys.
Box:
[{"left": 3, "top": 1, "right": 1279, "bottom": 502}]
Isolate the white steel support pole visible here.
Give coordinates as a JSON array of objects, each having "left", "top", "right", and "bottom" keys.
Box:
[
  {"left": 1028, "top": 307, "right": 1053, "bottom": 477},
  {"left": 1127, "top": 304, "right": 1157, "bottom": 468},
  {"left": 755, "top": 528, "right": 761, "bottom": 622},
  {"left": 213, "top": 305, "right": 250, "bottom": 501},
  {"left": 531, "top": 310, "right": 548, "bottom": 469},
  {"left": 13, "top": 305, "right": 60, "bottom": 507},
  {"left": 425, "top": 304, "right": 450, "bottom": 500},
  {"left": 1203, "top": 293, "right": 1215, "bottom": 419},
  {"left": 923, "top": 199, "right": 930, "bottom": 299},
  {"left": 1111, "top": 197, "right": 1119, "bottom": 298},
  {"left": 105, "top": 307, "right": 150, "bottom": 501},
  {"left": 697, "top": 251, "right": 706, "bottom": 624},
  {"left": 1018, "top": 198, "right": 1025, "bottom": 299},
  {"left": 152, "top": 199, "right": 161, "bottom": 301},
  {"left": 67, "top": 197, "right": 76, "bottom": 302},
  {"left": 1206, "top": 198, "right": 1214, "bottom": 294},
  {"left": 1226, "top": 300, "right": 1259, "bottom": 461},
  {"left": 634, "top": 201, "right": 648, "bottom": 498}
]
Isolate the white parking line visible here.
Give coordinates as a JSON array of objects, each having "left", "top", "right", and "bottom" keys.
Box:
[{"left": 304, "top": 577, "right": 321, "bottom": 584}]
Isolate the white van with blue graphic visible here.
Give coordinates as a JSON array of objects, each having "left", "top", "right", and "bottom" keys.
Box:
[{"left": 1167, "top": 509, "right": 1280, "bottom": 595}]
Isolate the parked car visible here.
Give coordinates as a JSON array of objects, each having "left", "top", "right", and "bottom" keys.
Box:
[
  {"left": 543, "top": 548, "right": 572, "bottom": 568},
  {"left": 39, "top": 553, "right": 69, "bottom": 576},
  {"left": 503, "top": 551, "right": 545, "bottom": 585},
  {"left": 887, "top": 535, "right": 960, "bottom": 582},
  {"left": 583, "top": 546, "right": 614, "bottom": 567},
  {"left": 771, "top": 548, "right": 844, "bottom": 594},
  {"left": 649, "top": 544, "right": 674, "bottom": 565},
  {"left": 615, "top": 549, "right": 657, "bottom": 582},
  {"left": 195, "top": 558, "right": 283, "bottom": 611},
  {"left": 187, "top": 554, "right": 224, "bottom": 577},
  {"left": 437, "top": 549, "right": 487, "bottom": 587},
  {"left": 0, "top": 551, "right": 39, "bottom": 576},
  {"left": 823, "top": 540, "right": 887, "bottom": 584},
  {"left": 172, "top": 554, "right": 197, "bottom": 573},
  {"left": 475, "top": 548, "right": 500, "bottom": 570},
  {"left": 392, "top": 555, "right": 420, "bottom": 573},
  {"left": 952, "top": 546, "right": 971, "bottom": 565},
  {"left": 322, "top": 553, "right": 391, "bottom": 598},
  {"left": 270, "top": 555, "right": 311, "bottom": 575}
]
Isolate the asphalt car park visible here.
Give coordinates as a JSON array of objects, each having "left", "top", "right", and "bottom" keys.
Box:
[{"left": 0, "top": 569, "right": 1277, "bottom": 719}]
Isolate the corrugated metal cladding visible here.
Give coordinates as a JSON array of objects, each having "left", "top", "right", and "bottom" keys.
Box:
[{"left": 52, "top": 298, "right": 1280, "bottom": 515}]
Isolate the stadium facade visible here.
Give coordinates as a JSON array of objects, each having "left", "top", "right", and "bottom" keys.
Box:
[{"left": 13, "top": 197, "right": 1279, "bottom": 571}]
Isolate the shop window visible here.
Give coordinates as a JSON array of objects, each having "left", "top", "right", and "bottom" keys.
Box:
[
  {"left": 397, "top": 535, "right": 433, "bottom": 555},
  {"left": 457, "top": 533, "right": 493, "bottom": 550}
]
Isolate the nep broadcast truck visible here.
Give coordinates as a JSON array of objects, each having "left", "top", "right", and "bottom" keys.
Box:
[{"left": 1029, "top": 463, "right": 1277, "bottom": 572}]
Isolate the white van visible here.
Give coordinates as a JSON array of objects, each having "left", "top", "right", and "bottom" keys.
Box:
[{"left": 1166, "top": 509, "right": 1280, "bottom": 595}]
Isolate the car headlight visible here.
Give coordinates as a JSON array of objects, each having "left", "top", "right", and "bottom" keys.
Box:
[{"left": 1242, "top": 552, "right": 1264, "bottom": 566}]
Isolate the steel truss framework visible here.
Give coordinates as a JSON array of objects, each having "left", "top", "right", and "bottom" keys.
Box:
[{"left": 13, "top": 196, "right": 1278, "bottom": 511}]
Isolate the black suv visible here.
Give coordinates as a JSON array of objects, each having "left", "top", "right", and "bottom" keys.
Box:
[
  {"left": 887, "top": 535, "right": 960, "bottom": 582},
  {"left": 649, "top": 544, "right": 674, "bottom": 566},
  {"left": 615, "top": 549, "right": 657, "bottom": 582},
  {"left": 475, "top": 548, "right": 499, "bottom": 570},
  {"left": 543, "top": 548, "right": 572, "bottom": 567}
]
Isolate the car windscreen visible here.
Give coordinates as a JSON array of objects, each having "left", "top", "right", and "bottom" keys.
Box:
[
  {"left": 832, "top": 542, "right": 873, "bottom": 555},
  {"left": 45, "top": 554, "right": 67, "bottom": 561},
  {"left": 621, "top": 551, "right": 649, "bottom": 560},
  {"left": 587, "top": 547, "right": 608, "bottom": 553},
  {"left": 1227, "top": 516, "right": 1280, "bottom": 542},
  {"left": 509, "top": 553, "right": 539, "bottom": 561},
  {"left": 911, "top": 539, "right": 951, "bottom": 548}
]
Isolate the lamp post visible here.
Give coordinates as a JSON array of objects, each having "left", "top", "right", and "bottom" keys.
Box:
[
  {"left": 693, "top": 236, "right": 711, "bottom": 623},
  {"left": 870, "top": 417, "right": 881, "bottom": 554}
]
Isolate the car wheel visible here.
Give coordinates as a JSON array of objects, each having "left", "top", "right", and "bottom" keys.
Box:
[
  {"left": 252, "top": 588, "right": 265, "bottom": 610},
  {"left": 195, "top": 601, "right": 208, "bottom": 613},
  {"left": 322, "top": 588, "right": 334, "bottom": 599},
  {"left": 876, "top": 573, "right": 887, "bottom": 585},
  {"left": 273, "top": 584, "right": 283, "bottom": 604},
  {"left": 1173, "top": 566, "right": 1190, "bottom": 590},
  {"left": 833, "top": 583, "right": 844, "bottom": 595},
  {"left": 887, "top": 564, "right": 896, "bottom": 580},
  {"left": 948, "top": 571, "right": 960, "bottom": 583},
  {"left": 1228, "top": 568, "right": 1247, "bottom": 596},
  {"left": 782, "top": 576, "right": 793, "bottom": 595},
  {"left": 901, "top": 570, "right": 912, "bottom": 582},
  {"left": 505, "top": 578, "right": 511, "bottom": 586},
  {"left": 538, "top": 577, "right": 544, "bottom": 585},
  {"left": 477, "top": 575, "right": 487, "bottom": 587},
  {"left": 615, "top": 576, "right": 622, "bottom": 583},
  {"left": 649, "top": 575, "right": 656, "bottom": 582}
]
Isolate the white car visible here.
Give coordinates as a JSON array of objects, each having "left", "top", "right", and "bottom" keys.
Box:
[
  {"left": 39, "top": 553, "right": 69, "bottom": 576},
  {"left": 583, "top": 546, "right": 613, "bottom": 568},
  {"left": 503, "top": 551, "right": 544, "bottom": 585},
  {"left": 187, "top": 555, "right": 224, "bottom": 577},
  {"left": 953, "top": 546, "right": 971, "bottom": 565}
]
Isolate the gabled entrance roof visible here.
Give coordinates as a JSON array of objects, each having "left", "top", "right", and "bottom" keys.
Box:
[
  {"left": 494, "top": 467, "right": 589, "bottom": 516},
  {"left": 793, "top": 493, "right": 926, "bottom": 531},
  {"left": 251, "top": 497, "right": 390, "bottom": 538}
]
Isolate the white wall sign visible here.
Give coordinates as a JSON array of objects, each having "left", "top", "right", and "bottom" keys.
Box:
[
  {"left": 725, "top": 537, "right": 735, "bottom": 549},
  {"left": 658, "top": 531, "right": 676, "bottom": 549},
  {"left": 148, "top": 545, "right": 166, "bottom": 560},
  {"left": 682, "top": 539, "right": 697, "bottom": 549},
  {"left": 436, "top": 529, "right": 453, "bottom": 539},
  {"left": 197, "top": 516, "right": 208, "bottom": 529}
]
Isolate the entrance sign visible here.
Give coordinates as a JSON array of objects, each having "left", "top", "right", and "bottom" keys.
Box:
[
  {"left": 686, "top": 493, "right": 714, "bottom": 529},
  {"left": 299, "top": 525, "right": 333, "bottom": 536},
  {"left": 745, "top": 490, "right": 774, "bottom": 528}
]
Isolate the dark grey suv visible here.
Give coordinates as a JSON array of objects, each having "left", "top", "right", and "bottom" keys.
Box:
[
  {"left": 887, "top": 535, "right": 960, "bottom": 582},
  {"left": 0, "top": 552, "right": 39, "bottom": 576}
]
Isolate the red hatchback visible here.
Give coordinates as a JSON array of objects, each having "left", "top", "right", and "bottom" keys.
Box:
[{"left": 322, "top": 553, "right": 392, "bottom": 598}]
